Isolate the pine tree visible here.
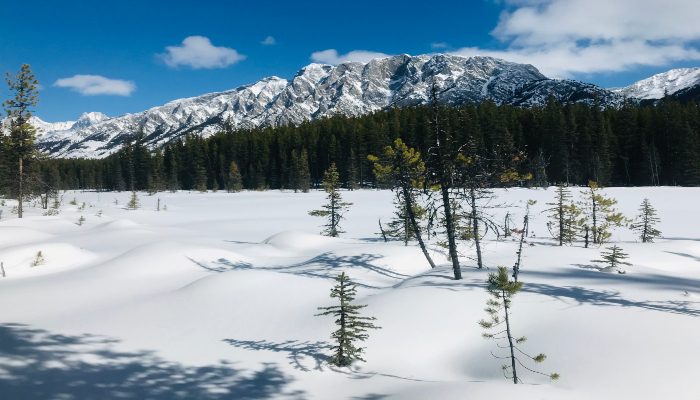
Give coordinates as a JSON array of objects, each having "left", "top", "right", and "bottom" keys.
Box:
[
  {"left": 127, "top": 191, "right": 140, "bottom": 210},
  {"left": 630, "top": 198, "right": 661, "bottom": 243},
  {"left": 479, "top": 267, "right": 559, "bottom": 384},
  {"left": 316, "top": 272, "right": 379, "bottom": 366},
  {"left": 592, "top": 245, "right": 632, "bottom": 272},
  {"left": 545, "top": 185, "right": 582, "bottom": 246},
  {"left": 3, "top": 64, "right": 39, "bottom": 218},
  {"left": 309, "top": 163, "right": 352, "bottom": 237},
  {"left": 368, "top": 138, "right": 436, "bottom": 268},
  {"left": 227, "top": 161, "right": 243, "bottom": 192},
  {"left": 579, "top": 181, "right": 625, "bottom": 244},
  {"left": 298, "top": 148, "right": 311, "bottom": 193}
]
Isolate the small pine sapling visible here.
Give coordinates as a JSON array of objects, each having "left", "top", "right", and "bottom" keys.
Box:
[
  {"left": 579, "top": 181, "right": 626, "bottom": 244},
  {"left": 479, "top": 267, "right": 559, "bottom": 384},
  {"left": 127, "top": 191, "right": 140, "bottom": 210},
  {"left": 69, "top": 198, "right": 78, "bottom": 206},
  {"left": 592, "top": 245, "right": 632, "bottom": 273},
  {"left": 630, "top": 198, "right": 661, "bottom": 243},
  {"left": 316, "top": 272, "right": 379, "bottom": 367},
  {"left": 31, "top": 251, "right": 45, "bottom": 267},
  {"left": 309, "top": 163, "right": 352, "bottom": 237},
  {"left": 76, "top": 215, "right": 86, "bottom": 226}
]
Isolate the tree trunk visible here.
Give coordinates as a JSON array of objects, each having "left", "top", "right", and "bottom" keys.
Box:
[
  {"left": 470, "top": 188, "right": 483, "bottom": 269},
  {"left": 18, "top": 157, "right": 23, "bottom": 219},
  {"left": 504, "top": 292, "right": 518, "bottom": 384},
  {"left": 402, "top": 186, "right": 436, "bottom": 269},
  {"left": 441, "top": 185, "right": 462, "bottom": 279}
]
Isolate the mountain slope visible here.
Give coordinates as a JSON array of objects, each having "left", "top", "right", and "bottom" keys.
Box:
[
  {"left": 33, "top": 54, "right": 627, "bottom": 159},
  {"left": 611, "top": 67, "right": 700, "bottom": 100}
]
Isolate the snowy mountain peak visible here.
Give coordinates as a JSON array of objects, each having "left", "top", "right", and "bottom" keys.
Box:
[
  {"left": 35, "top": 53, "right": 632, "bottom": 159},
  {"left": 71, "top": 112, "right": 110, "bottom": 129},
  {"left": 611, "top": 67, "right": 700, "bottom": 100}
]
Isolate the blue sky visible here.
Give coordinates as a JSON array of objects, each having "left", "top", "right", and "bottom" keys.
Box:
[{"left": 1, "top": 0, "right": 699, "bottom": 121}]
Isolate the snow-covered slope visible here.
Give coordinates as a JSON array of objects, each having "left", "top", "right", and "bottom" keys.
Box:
[
  {"left": 33, "top": 54, "right": 627, "bottom": 159},
  {"left": 611, "top": 67, "right": 700, "bottom": 100},
  {"left": 0, "top": 188, "right": 698, "bottom": 399}
]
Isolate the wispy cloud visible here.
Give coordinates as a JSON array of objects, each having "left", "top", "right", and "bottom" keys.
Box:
[
  {"left": 261, "top": 36, "right": 276, "bottom": 46},
  {"left": 310, "top": 49, "right": 390, "bottom": 65},
  {"left": 53, "top": 75, "right": 136, "bottom": 96},
  {"left": 158, "top": 36, "right": 246, "bottom": 69},
  {"left": 431, "top": 42, "right": 450, "bottom": 49},
  {"left": 452, "top": 0, "right": 700, "bottom": 77}
]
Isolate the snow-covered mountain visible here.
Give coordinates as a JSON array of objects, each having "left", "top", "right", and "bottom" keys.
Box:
[
  {"left": 611, "top": 67, "right": 700, "bottom": 100},
  {"left": 29, "top": 54, "right": 631, "bottom": 159}
]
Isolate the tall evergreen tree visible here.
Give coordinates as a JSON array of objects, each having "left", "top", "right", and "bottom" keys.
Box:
[
  {"left": 309, "top": 163, "right": 352, "bottom": 237},
  {"left": 545, "top": 185, "right": 581, "bottom": 246},
  {"left": 369, "top": 138, "right": 436, "bottom": 269},
  {"left": 316, "top": 272, "right": 379, "bottom": 367},
  {"left": 3, "top": 64, "right": 39, "bottom": 218},
  {"left": 227, "top": 161, "right": 243, "bottom": 192},
  {"left": 579, "top": 181, "right": 625, "bottom": 244}
]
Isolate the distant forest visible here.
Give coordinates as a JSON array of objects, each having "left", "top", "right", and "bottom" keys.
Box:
[{"left": 36, "top": 98, "right": 700, "bottom": 191}]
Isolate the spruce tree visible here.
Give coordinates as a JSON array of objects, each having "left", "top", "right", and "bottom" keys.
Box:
[
  {"left": 227, "top": 161, "right": 243, "bottom": 192},
  {"left": 579, "top": 181, "right": 625, "bottom": 244},
  {"left": 479, "top": 267, "right": 559, "bottom": 384},
  {"left": 298, "top": 148, "right": 311, "bottom": 193},
  {"left": 3, "top": 64, "right": 39, "bottom": 218},
  {"left": 309, "top": 163, "right": 352, "bottom": 237},
  {"left": 368, "top": 138, "right": 436, "bottom": 268},
  {"left": 630, "top": 198, "right": 661, "bottom": 243},
  {"left": 592, "top": 245, "right": 632, "bottom": 272},
  {"left": 127, "top": 191, "right": 140, "bottom": 210},
  {"left": 545, "top": 185, "right": 581, "bottom": 246},
  {"left": 316, "top": 272, "right": 379, "bottom": 366}
]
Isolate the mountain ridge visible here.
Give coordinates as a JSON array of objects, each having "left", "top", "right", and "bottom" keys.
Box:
[{"left": 13, "top": 54, "right": 696, "bottom": 159}]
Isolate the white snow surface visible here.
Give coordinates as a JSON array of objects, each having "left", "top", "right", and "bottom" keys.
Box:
[
  {"left": 611, "top": 67, "right": 700, "bottom": 100},
  {"left": 0, "top": 187, "right": 698, "bottom": 399}
]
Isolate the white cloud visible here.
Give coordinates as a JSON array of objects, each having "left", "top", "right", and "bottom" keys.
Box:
[
  {"left": 158, "top": 36, "right": 246, "bottom": 69},
  {"left": 261, "top": 36, "right": 276, "bottom": 46},
  {"left": 310, "top": 49, "right": 390, "bottom": 65},
  {"left": 452, "top": 0, "right": 700, "bottom": 77},
  {"left": 53, "top": 75, "right": 136, "bottom": 96}
]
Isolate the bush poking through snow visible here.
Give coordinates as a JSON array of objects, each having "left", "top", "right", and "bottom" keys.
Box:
[
  {"left": 592, "top": 245, "right": 632, "bottom": 273},
  {"left": 31, "top": 251, "right": 45, "bottom": 267},
  {"left": 316, "top": 272, "right": 379, "bottom": 367},
  {"left": 76, "top": 215, "right": 86, "bottom": 226},
  {"left": 480, "top": 266, "right": 559, "bottom": 384}
]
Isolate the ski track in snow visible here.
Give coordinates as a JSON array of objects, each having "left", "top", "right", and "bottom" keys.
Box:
[{"left": 0, "top": 187, "right": 698, "bottom": 399}]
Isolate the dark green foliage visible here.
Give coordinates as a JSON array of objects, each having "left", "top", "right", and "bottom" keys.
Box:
[
  {"left": 28, "top": 99, "right": 700, "bottom": 191},
  {"left": 316, "top": 272, "right": 379, "bottom": 367},
  {"left": 479, "top": 267, "right": 559, "bottom": 384},
  {"left": 309, "top": 163, "right": 352, "bottom": 237},
  {"left": 630, "top": 198, "right": 661, "bottom": 243},
  {"left": 592, "top": 245, "right": 632, "bottom": 272},
  {"left": 227, "top": 161, "right": 243, "bottom": 192}
]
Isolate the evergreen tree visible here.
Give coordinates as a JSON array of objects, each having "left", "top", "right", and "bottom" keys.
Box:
[
  {"left": 545, "top": 185, "right": 581, "bottom": 246},
  {"left": 630, "top": 198, "right": 661, "bottom": 243},
  {"left": 592, "top": 245, "right": 632, "bottom": 272},
  {"left": 579, "top": 181, "right": 625, "bottom": 244},
  {"left": 127, "top": 191, "right": 140, "bottom": 210},
  {"left": 368, "top": 138, "right": 436, "bottom": 268},
  {"left": 479, "top": 267, "right": 559, "bottom": 384},
  {"left": 309, "top": 163, "right": 352, "bottom": 237},
  {"left": 298, "top": 148, "right": 311, "bottom": 192},
  {"left": 3, "top": 64, "right": 39, "bottom": 218},
  {"left": 316, "top": 272, "right": 379, "bottom": 366},
  {"left": 227, "top": 161, "right": 243, "bottom": 192}
]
